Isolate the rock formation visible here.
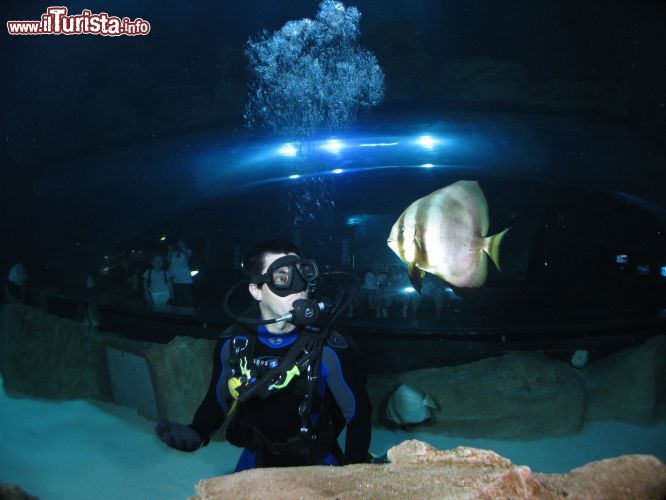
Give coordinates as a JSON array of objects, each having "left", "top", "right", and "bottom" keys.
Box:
[
  {"left": 367, "top": 335, "right": 666, "bottom": 438},
  {"left": 2, "top": 304, "right": 665, "bottom": 440},
  {"left": 0, "top": 304, "right": 215, "bottom": 423},
  {"left": 583, "top": 335, "right": 666, "bottom": 421},
  {"left": 191, "top": 440, "right": 666, "bottom": 499},
  {"left": 368, "top": 351, "right": 586, "bottom": 438}
]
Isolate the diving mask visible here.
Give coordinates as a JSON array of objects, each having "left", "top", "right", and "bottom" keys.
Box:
[{"left": 250, "top": 255, "right": 319, "bottom": 297}]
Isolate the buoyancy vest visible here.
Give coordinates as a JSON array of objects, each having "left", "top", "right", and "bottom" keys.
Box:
[{"left": 220, "top": 324, "right": 345, "bottom": 465}]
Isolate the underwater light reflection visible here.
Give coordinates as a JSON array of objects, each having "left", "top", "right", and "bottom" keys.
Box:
[
  {"left": 322, "top": 138, "right": 344, "bottom": 154},
  {"left": 278, "top": 143, "right": 298, "bottom": 157},
  {"left": 359, "top": 142, "right": 399, "bottom": 147},
  {"left": 416, "top": 134, "right": 437, "bottom": 149},
  {"left": 194, "top": 124, "right": 531, "bottom": 200}
]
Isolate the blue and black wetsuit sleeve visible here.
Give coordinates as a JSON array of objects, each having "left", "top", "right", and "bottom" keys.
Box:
[
  {"left": 323, "top": 335, "right": 372, "bottom": 464},
  {"left": 188, "top": 336, "right": 233, "bottom": 445}
]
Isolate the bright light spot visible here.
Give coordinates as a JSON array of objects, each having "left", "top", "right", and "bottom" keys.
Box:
[
  {"left": 402, "top": 287, "right": 416, "bottom": 294},
  {"left": 661, "top": 266, "right": 666, "bottom": 277},
  {"left": 160, "top": 235, "right": 166, "bottom": 241},
  {"left": 421, "top": 163, "right": 434, "bottom": 168},
  {"left": 288, "top": 174, "right": 301, "bottom": 179},
  {"left": 190, "top": 270, "right": 199, "bottom": 277},
  {"left": 332, "top": 168, "right": 344, "bottom": 174},
  {"left": 345, "top": 215, "right": 366, "bottom": 226},
  {"left": 359, "top": 142, "right": 399, "bottom": 147},
  {"left": 322, "top": 139, "right": 344, "bottom": 154},
  {"left": 278, "top": 143, "right": 298, "bottom": 157},
  {"left": 416, "top": 135, "right": 437, "bottom": 149},
  {"left": 616, "top": 254, "right": 628, "bottom": 264}
]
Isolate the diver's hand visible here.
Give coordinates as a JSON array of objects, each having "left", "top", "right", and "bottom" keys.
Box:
[{"left": 155, "top": 418, "right": 203, "bottom": 451}]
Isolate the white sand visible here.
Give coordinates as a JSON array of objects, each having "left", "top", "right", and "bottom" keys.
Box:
[{"left": 1, "top": 376, "right": 665, "bottom": 500}]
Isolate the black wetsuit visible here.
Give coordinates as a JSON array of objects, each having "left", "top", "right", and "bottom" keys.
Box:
[{"left": 189, "top": 323, "right": 372, "bottom": 471}]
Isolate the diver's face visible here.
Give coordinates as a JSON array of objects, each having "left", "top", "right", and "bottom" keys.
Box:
[{"left": 248, "top": 252, "right": 308, "bottom": 332}]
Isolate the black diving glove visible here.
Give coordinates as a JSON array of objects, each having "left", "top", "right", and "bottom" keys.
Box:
[{"left": 155, "top": 418, "right": 203, "bottom": 452}]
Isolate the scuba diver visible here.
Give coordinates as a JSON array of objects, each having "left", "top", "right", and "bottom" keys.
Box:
[{"left": 155, "top": 239, "right": 371, "bottom": 471}]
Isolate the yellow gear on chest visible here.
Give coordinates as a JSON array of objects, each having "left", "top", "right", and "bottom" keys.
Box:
[
  {"left": 228, "top": 356, "right": 255, "bottom": 400},
  {"left": 227, "top": 354, "right": 303, "bottom": 399}
]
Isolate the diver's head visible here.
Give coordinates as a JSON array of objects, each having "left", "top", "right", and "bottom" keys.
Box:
[{"left": 243, "top": 240, "right": 318, "bottom": 332}]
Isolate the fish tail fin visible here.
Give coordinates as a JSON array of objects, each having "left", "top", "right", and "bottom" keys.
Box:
[
  {"left": 423, "top": 394, "right": 439, "bottom": 411},
  {"left": 484, "top": 227, "right": 510, "bottom": 271}
]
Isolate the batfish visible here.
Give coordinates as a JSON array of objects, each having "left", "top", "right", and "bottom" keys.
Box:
[
  {"left": 387, "top": 180, "right": 509, "bottom": 293},
  {"left": 386, "top": 383, "right": 438, "bottom": 427}
]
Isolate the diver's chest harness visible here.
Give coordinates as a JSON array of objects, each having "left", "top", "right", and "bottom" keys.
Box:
[
  {"left": 222, "top": 325, "right": 339, "bottom": 463},
  {"left": 227, "top": 331, "right": 319, "bottom": 402}
]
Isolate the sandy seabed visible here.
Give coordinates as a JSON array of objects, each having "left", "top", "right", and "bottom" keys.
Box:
[{"left": 1, "top": 376, "right": 665, "bottom": 500}]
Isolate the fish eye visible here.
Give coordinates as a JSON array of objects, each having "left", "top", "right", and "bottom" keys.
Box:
[{"left": 398, "top": 225, "right": 405, "bottom": 233}]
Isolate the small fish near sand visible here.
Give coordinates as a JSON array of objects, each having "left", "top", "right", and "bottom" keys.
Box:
[
  {"left": 387, "top": 180, "right": 509, "bottom": 293},
  {"left": 386, "top": 383, "right": 439, "bottom": 427}
]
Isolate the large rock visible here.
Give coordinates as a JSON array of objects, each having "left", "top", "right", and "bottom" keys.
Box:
[
  {"left": 368, "top": 352, "right": 585, "bottom": 438},
  {"left": 191, "top": 439, "right": 666, "bottom": 500},
  {"left": 535, "top": 453, "right": 666, "bottom": 500},
  {"left": 583, "top": 335, "right": 666, "bottom": 421},
  {"left": 144, "top": 336, "right": 216, "bottom": 424},
  {"left": 0, "top": 304, "right": 215, "bottom": 425},
  {"left": 0, "top": 304, "right": 112, "bottom": 400}
]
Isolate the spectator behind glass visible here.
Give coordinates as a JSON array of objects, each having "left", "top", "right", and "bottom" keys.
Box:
[
  {"left": 376, "top": 265, "right": 389, "bottom": 318},
  {"left": 143, "top": 254, "right": 173, "bottom": 307},
  {"left": 348, "top": 264, "right": 379, "bottom": 318},
  {"left": 167, "top": 240, "right": 194, "bottom": 307},
  {"left": 385, "top": 265, "right": 414, "bottom": 319}
]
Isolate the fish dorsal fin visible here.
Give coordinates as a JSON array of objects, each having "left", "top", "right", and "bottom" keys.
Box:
[
  {"left": 407, "top": 263, "right": 425, "bottom": 294},
  {"left": 453, "top": 180, "right": 489, "bottom": 235},
  {"left": 423, "top": 394, "right": 439, "bottom": 411},
  {"left": 484, "top": 227, "right": 511, "bottom": 271}
]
